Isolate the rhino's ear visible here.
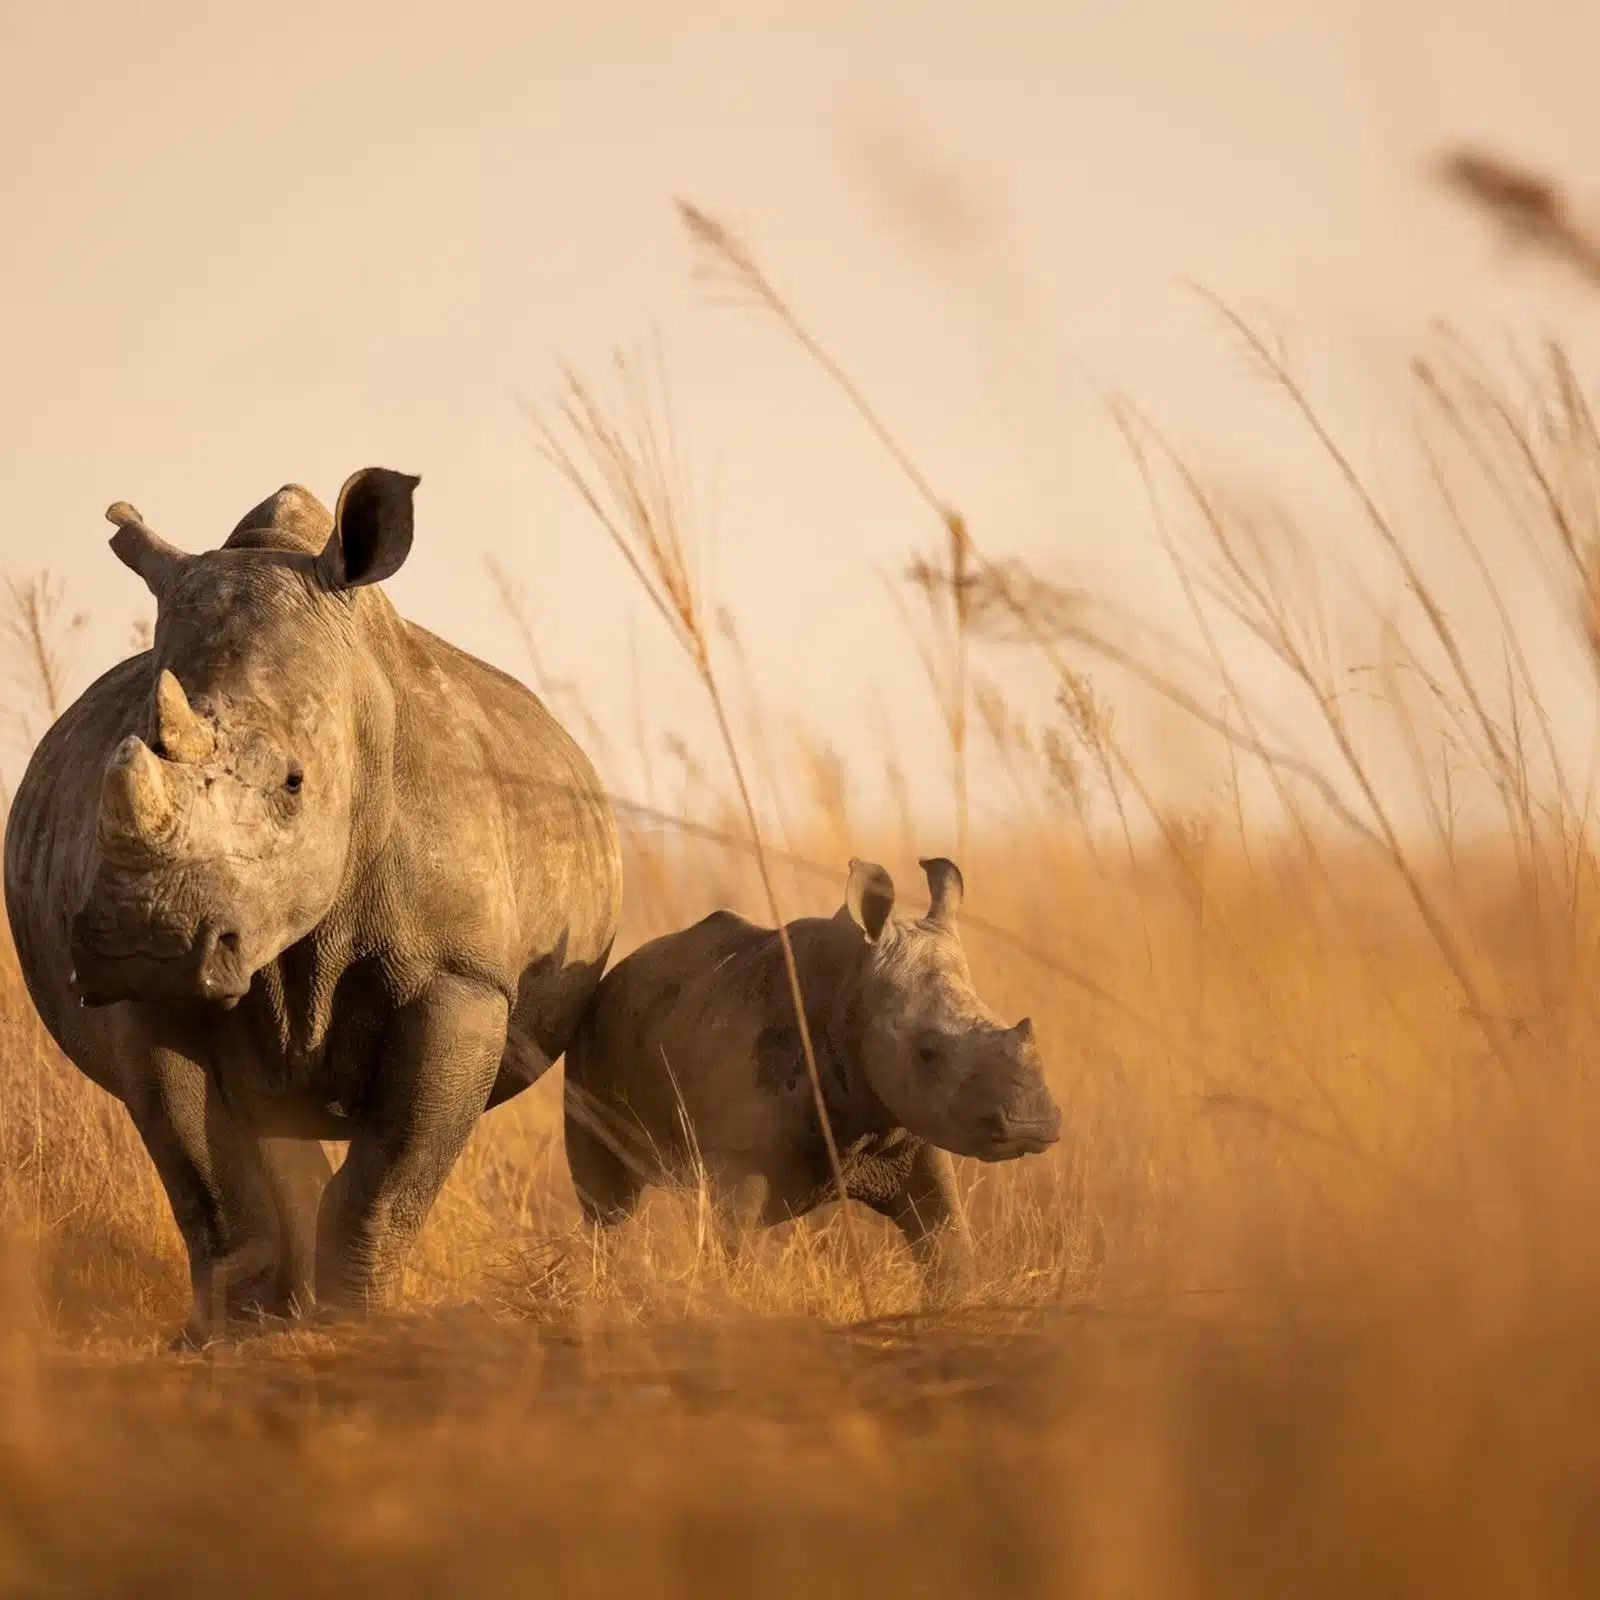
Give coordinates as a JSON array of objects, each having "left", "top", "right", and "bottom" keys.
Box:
[
  {"left": 919, "top": 857, "right": 964, "bottom": 927},
  {"left": 319, "top": 468, "right": 420, "bottom": 590},
  {"left": 845, "top": 858, "right": 896, "bottom": 944},
  {"left": 106, "top": 504, "right": 185, "bottom": 599}
]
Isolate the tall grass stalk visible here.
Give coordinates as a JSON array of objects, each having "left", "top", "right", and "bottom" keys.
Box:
[{"left": 528, "top": 348, "right": 876, "bottom": 1318}]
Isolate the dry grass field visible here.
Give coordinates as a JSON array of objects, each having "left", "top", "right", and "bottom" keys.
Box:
[{"left": 7, "top": 207, "right": 1600, "bottom": 1595}]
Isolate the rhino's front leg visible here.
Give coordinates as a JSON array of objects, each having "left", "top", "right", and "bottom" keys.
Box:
[
  {"left": 864, "top": 1144, "right": 975, "bottom": 1300},
  {"left": 124, "top": 1040, "right": 293, "bottom": 1342},
  {"left": 315, "top": 974, "right": 507, "bottom": 1310}
]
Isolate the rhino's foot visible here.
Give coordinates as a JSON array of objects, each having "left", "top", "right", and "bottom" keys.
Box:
[
  {"left": 310, "top": 1261, "right": 403, "bottom": 1320},
  {"left": 292, "top": 1296, "right": 372, "bottom": 1331},
  {"left": 298, "top": 1299, "right": 365, "bottom": 1332},
  {"left": 169, "top": 1298, "right": 302, "bottom": 1354},
  {"left": 916, "top": 1264, "right": 970, "bottom": 1311},
  {"left": 913, "top": 1233, "right": 978, "bottom": 1309},
  {"left": 176, "top": 1237, "right": 308, "bottom": 1349},
  {"left": 168, "top": 1322, "right": 214, "bottom": 1355}
]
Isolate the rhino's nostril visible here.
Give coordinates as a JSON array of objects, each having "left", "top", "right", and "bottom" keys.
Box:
[
  {"left": 192, "top": 926, "right": 249, "bottom": 1004},
  {"left": 194, "top": 924, "right": 241, "bottom": 971}
]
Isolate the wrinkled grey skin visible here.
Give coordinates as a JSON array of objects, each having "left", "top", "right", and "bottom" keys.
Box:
[
  {"left": 4, "top": 470, "right": 621, "bottom": 1341},
  {"left": 563, "top": 857, "right": 1060, "bottom": 1288}
]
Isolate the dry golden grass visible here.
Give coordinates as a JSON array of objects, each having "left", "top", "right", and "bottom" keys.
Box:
[
  {"left": 6, "top": 824, "right": 1600, "bottom": 1597},
  {"left": 8, "top": 206, "right": 1600, "bottom": 1593}
]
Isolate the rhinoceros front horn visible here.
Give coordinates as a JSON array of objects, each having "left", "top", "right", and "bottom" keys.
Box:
[
  {"left": 99, "top": 737, "right": 177, "bottom": 858},
  {"left": 152, "top": 669, "right": 214, "bottom": 763}
]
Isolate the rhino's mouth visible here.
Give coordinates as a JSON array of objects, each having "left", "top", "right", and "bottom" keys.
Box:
[
  {"left": 955, "top": 1104, "right": 1063, "bottom": 1164},
  {"left": 68, "top": 915, "right": 253, "bottom": 1011},
  {"left": 968, "top": 1124, "right": 1060, "bottom": 1163}
]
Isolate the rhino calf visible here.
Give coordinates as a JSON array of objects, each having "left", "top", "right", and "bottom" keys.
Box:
[{"left": 563, "top": 857, "right": 1061, "bottom": 1285}]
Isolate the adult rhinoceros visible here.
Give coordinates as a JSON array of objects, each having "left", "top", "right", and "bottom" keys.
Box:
[{"left": 3, "top": 470, "right": 621, "bottom": 1341}]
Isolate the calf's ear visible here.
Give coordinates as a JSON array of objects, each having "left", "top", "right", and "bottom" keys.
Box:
[
  {"left": 319, "top": 467, "right": 420, "bottom": 590},
  {"left": 845, "top": 859, "right": 896, "bottom": 944},
  {"left": 919, "top": 857, "right": 964, "bottom": 927}
]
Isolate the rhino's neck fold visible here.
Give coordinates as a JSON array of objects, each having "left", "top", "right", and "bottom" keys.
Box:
[
  {"left": 339, "top": 653, "right": 400, "bottom": 885},
  {"left": 790, "top": 916, "right": 896, "bottom": 1143},
  {"left": 251, "top": 921, "right": 355, "bottom": 1063}
]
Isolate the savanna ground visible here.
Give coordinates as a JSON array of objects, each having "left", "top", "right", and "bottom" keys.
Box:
[{"left": 7, "top": 196, "right": 1600, "bottom": 1596}]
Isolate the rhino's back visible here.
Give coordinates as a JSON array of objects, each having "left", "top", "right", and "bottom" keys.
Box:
[
  {"left": 4, "top": 653, "right": 152, "bottom": 1060},
  {"left": 567, "top": 909, "right": 836, "bottom": 1150},
  {"left": 387, "top": 618, "right": 622, "bottom": 987}
]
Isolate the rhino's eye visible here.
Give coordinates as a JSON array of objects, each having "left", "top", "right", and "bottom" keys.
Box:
[
  {"left": 916, "top": 1040, "right": 941, "bottom": 1068},
  {"left": 284, "top": 761, "right": 304, "bottom": 795}
]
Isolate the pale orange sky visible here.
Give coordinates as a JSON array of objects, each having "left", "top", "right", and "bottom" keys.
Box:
[{"left": 5, "top": 0, "right": 1600, "bottom": 838}]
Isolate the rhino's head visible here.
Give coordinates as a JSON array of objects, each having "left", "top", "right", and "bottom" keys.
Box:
[
  {"left": 67, "top": 468, "right": 418, "bottom": 1010},
  {"left": 840, "top": 857, "right": 1061, "bottom": 1163}
]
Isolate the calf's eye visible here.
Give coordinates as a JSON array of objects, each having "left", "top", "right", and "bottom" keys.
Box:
[{"left": 284, "top": 762, "right": 304, "bottom": 795}]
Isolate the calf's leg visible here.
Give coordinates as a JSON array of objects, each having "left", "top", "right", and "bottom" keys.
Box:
[
  {"left": 860, "top": 1144, "right": 975, "bottom": 1299},
  {"left": 562, "top": 1078, "right": 649, "bottom": 1226}
]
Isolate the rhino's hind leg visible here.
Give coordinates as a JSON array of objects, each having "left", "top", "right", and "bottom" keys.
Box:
[
  {"left": 259, "top": 1137, "right": 334, "bottom": 1316},
  {"left": 126, "top": 1043, "right": 299, "bottom": 1341},
  {"left": 705, "top": 1169, "right": 782, "bottom": 1265},
  {"left": 562, "top": 1088, "right": 647, "bottom": 1227}
]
